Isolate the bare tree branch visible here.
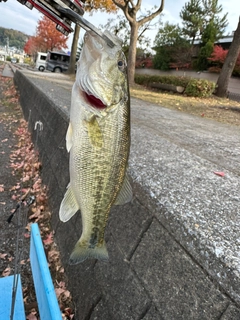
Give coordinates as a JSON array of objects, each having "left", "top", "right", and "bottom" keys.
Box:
[{"left": 138, "top": 0, "right": 164, "bottom": 26}]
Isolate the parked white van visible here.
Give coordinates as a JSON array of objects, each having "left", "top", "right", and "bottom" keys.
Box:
[{"left": 36, "top": 52, "right": 47, "bottom": 72}]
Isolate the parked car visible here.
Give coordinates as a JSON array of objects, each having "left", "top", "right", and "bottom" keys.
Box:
[
  {"left": 36, "top": 52, "right": 47, "bottom": 72},
  {"left": 46, "top": 51, "right": 70, "bottom": 73},
  {"left": 11, "top": 58, "right": 17, "bottom": 63}
]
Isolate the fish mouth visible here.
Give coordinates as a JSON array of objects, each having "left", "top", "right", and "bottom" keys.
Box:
[{"left": 83, "top": 91, "right": 106, "bottom": 109}]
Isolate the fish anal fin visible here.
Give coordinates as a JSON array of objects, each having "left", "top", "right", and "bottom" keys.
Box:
[
  {"left": 66, "top": 123, "right": 73, "bottom": 152},
  {"left": 69, "top": 240, "right": 109, "bottom": 265},
  {"left": 114, "top": 173, "right": 133, "bottom": 205},
  {"left": 59, "top": 184, "right": 79, "bottom": 222}
]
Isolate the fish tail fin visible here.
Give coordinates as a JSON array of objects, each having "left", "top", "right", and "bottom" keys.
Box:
[{"left": 69, "top": 241, "right": 109, "bottom": 265}]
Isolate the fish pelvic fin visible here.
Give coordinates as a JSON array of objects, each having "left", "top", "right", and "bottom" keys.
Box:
[
  {"left": 114, "top": 173, "right": 133, "bottom": 205},
  {"left": 59, "top": 184, "right": 79, "bottom": 222},
  {"left": 69, "top": 241, "right": 109, "bottom": 265}
]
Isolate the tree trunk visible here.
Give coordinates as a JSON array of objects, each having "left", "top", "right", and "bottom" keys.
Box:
[
  {"left": 127, "top": 22, "right": 138, "bottom": 85},
  {"left": 215, "top": 17, "right": 240, "bottom": 97},
  {"left": 67, "top": 24, "right": 80, "bottom": 74}
]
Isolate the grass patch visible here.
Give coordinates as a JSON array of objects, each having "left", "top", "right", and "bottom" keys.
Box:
[{"left": 130, "top": 83, "right": 240, "bottom": 126}]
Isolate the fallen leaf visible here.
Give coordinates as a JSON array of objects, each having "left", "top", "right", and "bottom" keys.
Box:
[
  {"left": 55, "top": 287, "right": 65, "bottom": 298},
  {"left": 0, "top": 186, "right": 4, "bottom": 192},
  {"left": 0, "top": 253, "right": 7, "bottom": 259},
  {"left": 213, "top": 171, "right": 225, "bottom": 177},
  {"left": 63, "top": 290, "right": 70, "bottom": 298},
  {"left": 43, "top": 233, "right": 54, "bottom": 245},
  {"left": 25, "top": 223, "right": 31, "bottom": 232},
  {"left": 57, "top": 281, "right": 66, "bottom": 289},
  {"left": 2, "top": 267, "right": 11, "bottom": 277},
  {"left": 24, "top": 233, "right": 30, "bottom": 238},
  {"left": 11, "top": 194, "right": 18, "bottom": 201},
  {"left": 29, "top": 209, "right": 41, "bottom": 220},
  {"left": 26, "top": 312, "right": 38, "bottom": 320}
]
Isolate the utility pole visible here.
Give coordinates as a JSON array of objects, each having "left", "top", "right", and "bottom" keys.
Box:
[{"left": 6, "top": 36, "right": 9, "bottom": 54}]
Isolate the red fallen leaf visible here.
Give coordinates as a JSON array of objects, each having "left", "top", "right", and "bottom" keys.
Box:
[
  {"left": 24, "top": 233, "right": 31, "bottom": 238},
  {"left": 201, "top": 113, "right": 204, "bottom": 117},
  {"left": 214, "top": 171, "right": 225, "bottom": 177},
  {"left": 11, "top": 194, "right": 18, "bottom": 201},
  {"left": 64, "top": 308, "right": 74, "bottom": 319},
  {"left": 43, "top": 233, "right": 53, "bottom": 245}
]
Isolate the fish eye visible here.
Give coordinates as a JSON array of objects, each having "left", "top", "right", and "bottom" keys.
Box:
[{"left": 117, "top": 60, "right": 125, "bottom": 72}]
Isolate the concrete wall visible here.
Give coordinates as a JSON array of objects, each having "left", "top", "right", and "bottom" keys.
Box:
[{"left": 14, "top": 70, "right": 240, "bottom": 320}]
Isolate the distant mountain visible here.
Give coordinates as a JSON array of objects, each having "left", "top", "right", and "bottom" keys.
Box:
[{"left": 0, "top": 26, "right": 30, "bottom": 49}]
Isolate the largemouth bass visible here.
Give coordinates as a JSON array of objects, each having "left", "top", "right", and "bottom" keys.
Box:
[{"left": 59, "top": 30, "right": 132, "bottom": 264}]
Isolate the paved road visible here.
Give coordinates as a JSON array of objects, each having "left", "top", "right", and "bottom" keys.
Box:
[{"left": 2, "top": 63, "right": 14, "bottom": 78}]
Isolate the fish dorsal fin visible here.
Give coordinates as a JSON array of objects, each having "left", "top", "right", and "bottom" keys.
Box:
[
  {"left": 114, "top": 174, "right": 133, "bottom": 205},
  {"left": 66, "top": 123, "right": 73, "bottom": 152},
  {"left": 59, "top": 184, "right": 79, "bottom": 222}
]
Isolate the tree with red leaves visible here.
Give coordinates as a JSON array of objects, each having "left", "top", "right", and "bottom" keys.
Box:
[
  {"left": 35, "top": 15, "right": 68, "bottom": 52},
  {"left": 208, "top": 45, "right": 228, "bottom": 65},
  {"left": 24, "top": 15, "right": 68, "bottom": 56},
  {"left": 24, "top": 37, "right": 38, "bottom": 56}
]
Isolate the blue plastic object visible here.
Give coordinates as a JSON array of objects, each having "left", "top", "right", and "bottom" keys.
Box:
[
  {"left": 30, "top": 223, "right": 62, "bottom": 320},
  {"left": 0, "top": 274, "right": 25, "bottom": 319}
]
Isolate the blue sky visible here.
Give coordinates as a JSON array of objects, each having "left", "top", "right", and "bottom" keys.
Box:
[{"left": 0, "top": 0, "right": 239, "bottom": 50}]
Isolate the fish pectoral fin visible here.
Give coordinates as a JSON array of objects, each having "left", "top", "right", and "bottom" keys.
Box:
[
  {"left": 59, "top": 184, "right": 79, "bottom": 222},
  {"left": 114, "top": 173, "right": 133, "bottom": 205},
  {"left": 69, "top": 241, "right": 109, "bottom": 265},
  {"left": 66, "top": 123, "right": 73, "bottom": 152}
]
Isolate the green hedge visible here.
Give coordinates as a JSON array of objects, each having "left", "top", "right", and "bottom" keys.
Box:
[{"left": 134, "top": 74, "right": 216, "bottom": 98}]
